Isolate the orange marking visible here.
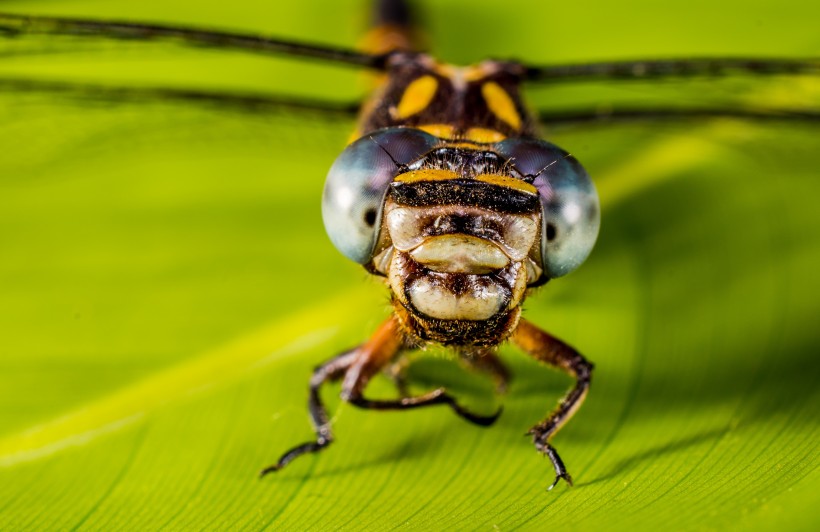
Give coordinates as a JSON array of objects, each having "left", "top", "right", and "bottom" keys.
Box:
[
  {"left": 395, "top": 168, "right": 536, "bottom": 195},
  {"left": 465, "top": 127, "right": 507, "bottom": 143},
  {"left": 432, "top": 63, "right": 457, "bottom": 79},
  {"left": 418, "top": 123, "right": 456, "bottom": 139},
  {"left": 433, "top": 63, "right": 489, "bottom": 83},
  {"left": 447, "top": 142, "right": 486, "bottom": 150},
  {"left": 341, "top": 316, "right": 404, "bottom": 393},
  {"left": 481, "top": 81, "right": 522, "bottom": 130},
  {"left": 359, "top": 25, "right": 416, "bottom": 55},
  {"left": 475, "top": 174, "right": 538, "bottom": 194},
  {"left": 462, "top": 64, "right": 491, "bottom": 82},
  {"left": 418, "top": 125, "right": 505, "bottom": 145},
  {"left": 394, "top": 75, "right": 439, "bottom": 119},
  {"left": 394, "top": 168, "right": 459, "bottom": 183}
]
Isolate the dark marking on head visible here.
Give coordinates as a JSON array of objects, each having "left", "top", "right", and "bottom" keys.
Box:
[
  {"left": 364, "top": 208, "right": 378, "bottom": 227},
  {"left": 390, "top": 179, "right": 539, "bottom": 214},
  {"left": 546, "top": 223, "right": 557, "bottom": 242}
]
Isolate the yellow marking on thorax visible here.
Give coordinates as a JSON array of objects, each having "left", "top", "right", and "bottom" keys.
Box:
[
  {"left": 465, "top": 128, "right": 507, "bottom": 143},
  {"left": 433, "top": 63, "right": 488, "bottom": 83},
  {"left": 394, "top": 168, "right": 459, "bottom": 183},
  {"left": 475, "top": 174, "right": 538, "bottom": 194},
  {"left": 446, "top": 142, "right": 487, "bottom": 150},
  {"left": 481, "top": 81, "right": 522, "bottom": 130},
  {"left": 394, "top": 75, "right": 439, "bottom": 119},
  {"left": 418, "top": 124, "right": 456, "bottom": 139},
  {"left": 417, "top": 125, "right": 506, "bottom": 144}
]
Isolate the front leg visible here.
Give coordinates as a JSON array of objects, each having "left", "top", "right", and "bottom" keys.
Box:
[
  {"left": 511, "top": 319, "right": 593, "bottom": 490},
  {"left": 458, "top": 348, "right": 512, "bottom": 395},
  {"left": 259, "top": 317, "right": 404, "bottom": 476},
  {"left": 342, "top": 317, "right": 502, "bottom": 426},
  {"left": 259, "top": 348, "right": 357, "bottom": 476},
  {"left": 261, "top": 316, "right": 499, "bottom": 477}
]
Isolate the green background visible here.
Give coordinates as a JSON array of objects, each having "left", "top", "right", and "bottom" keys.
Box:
[{"left": 0, "top": 0, "right": 818, "bottom": 529}]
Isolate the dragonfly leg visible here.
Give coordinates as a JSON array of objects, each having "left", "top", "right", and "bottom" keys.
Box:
[
  {"left": 385, "top": 347, "right": 510, "bottom": 399},
  {"left": 511, "top": 319, "right": 593, "bottom": 490},
  {"left": 341, "top": 317, "right": 502, "bottom": 427},
  {"left": 458, "top": 348, "right": 511, "bottom": 395},
  {"left": 384, "top": 355, "right": 412, "bottom": 398},
  {"left": 259, "top": 348, "right": 357, "bottom": 476},
  {"left": 262, "top": 316, "right": 502, "bottom": 476}
]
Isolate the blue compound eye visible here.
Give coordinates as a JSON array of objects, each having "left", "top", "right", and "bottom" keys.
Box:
[
  {"left": 322, "top": 127, "right": 440, "bottom": 263},
  {"left": 495, "top": 138, "right": 600, "bottom": 279}
]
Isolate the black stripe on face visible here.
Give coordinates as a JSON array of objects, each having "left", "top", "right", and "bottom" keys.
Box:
[{"left": 389, "top": 179, "right": 539, "bottom": 214}]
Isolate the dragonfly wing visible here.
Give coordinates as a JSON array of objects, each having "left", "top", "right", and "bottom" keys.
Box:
[
  {"left": 0, "top": 76, "right": 361, "bottom": 118},
  {"left": 523, "top": 57, "right": 820, "bottom": 83},
  {"left": 0, "top": 12, "right": 386, "bottom": 69},
  {"left": 538, "top": 106, "right": 820, "bottom": 128}
]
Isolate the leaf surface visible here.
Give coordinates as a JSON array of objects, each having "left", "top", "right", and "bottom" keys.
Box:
[{"left": 1, "top": 0, "right": 818, "bottom": 529}]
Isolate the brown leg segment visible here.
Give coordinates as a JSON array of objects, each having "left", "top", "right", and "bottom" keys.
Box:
[
  {"left": 342, "top": 317, "right": 502, "bottom": 426},
  {"left": 261, "top": 316, "right": 499, "bottom": 476},
  {"left": 511, "top": 319, "right": 593, "bottom": 490}
]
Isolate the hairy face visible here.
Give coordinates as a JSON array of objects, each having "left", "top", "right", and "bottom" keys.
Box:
[
  {"left": 371, "top": 199, "right": 542, "bottom": 343},
  {"left": 321, "top": 130, "right": 599, "bottom": 344}
]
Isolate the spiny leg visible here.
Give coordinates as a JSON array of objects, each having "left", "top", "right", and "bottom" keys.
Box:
[
  {"left": 511, "top": 319, "right": 593, "bottom": 490},
  {"left": 347, "top": 387, "right": 502, "bottom": 426},
  {"left": 261, "top": 316, "right": 499, "bottom": 476},
  {"left": 341, "top": 317, "right": 502, "bottom": 426},
  {"left": 259, "top": 349, "right": 357, "bottom": 476}
]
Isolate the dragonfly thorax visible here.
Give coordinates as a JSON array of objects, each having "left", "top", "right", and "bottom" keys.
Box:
[{"left": 357, "top": 51, "right": 537, "bottom": 140}]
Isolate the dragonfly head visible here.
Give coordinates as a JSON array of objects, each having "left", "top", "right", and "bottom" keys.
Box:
[{"left": 322, "top": 128, "right": 599, "bottom": 344}]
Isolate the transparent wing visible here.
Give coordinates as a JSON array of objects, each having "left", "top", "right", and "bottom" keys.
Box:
[
  {"left": 0, "top": 76, "right": 361, "bottom": 117},
  {"left": 523, "top": 57, "right": 819, "bottom": 83},
  {"left": 0, "top": 12, "right": 386, "bottom": 68},
  {"left": 538, "top": 106, "right": 820, "bottom": 128},
  {"left": 527, "top": 60, "right": 820, "bottom": 131}
]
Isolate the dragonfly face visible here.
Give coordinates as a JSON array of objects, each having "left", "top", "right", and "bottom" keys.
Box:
[{"left": 322, "top": 124, "right": 600, "bottom": 344}]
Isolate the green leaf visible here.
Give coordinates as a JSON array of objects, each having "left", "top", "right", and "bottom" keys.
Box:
[{"left": 1, "top": 0, "right": 818, "bottom": 529}]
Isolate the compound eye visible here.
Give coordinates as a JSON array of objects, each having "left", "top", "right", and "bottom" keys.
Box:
[
  {"left": 322, "top": 128, "right": 439, "bottom": 263},
  {"left": 495, "top": 138, "right": 600, "bottom": 279}
]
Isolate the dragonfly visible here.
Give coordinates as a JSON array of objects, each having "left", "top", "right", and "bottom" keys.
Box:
[{"left": 1, "top": 0, "right": 817, "bottom": 491}]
